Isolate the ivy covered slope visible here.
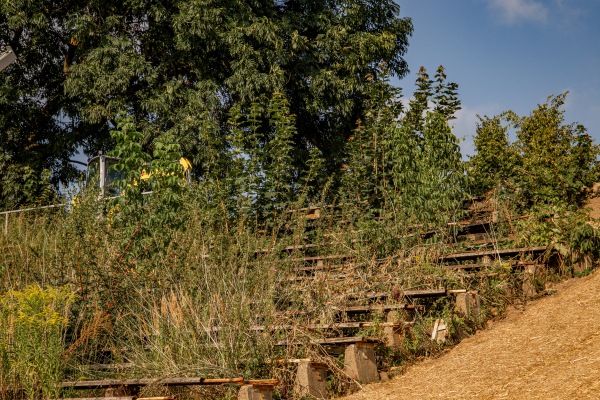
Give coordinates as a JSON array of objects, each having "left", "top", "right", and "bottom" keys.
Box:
[{"left": 0, "top": 0, "right": 412, "bottom": 209}]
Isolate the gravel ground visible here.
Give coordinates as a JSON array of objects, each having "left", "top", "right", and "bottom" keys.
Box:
[{"left": 341, "top": 269, "right": 600, "bottom": 400}]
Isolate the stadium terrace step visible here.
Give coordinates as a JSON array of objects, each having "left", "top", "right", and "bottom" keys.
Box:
[
  {"left": 442, "top": 260, "right": 539, "bottom": 270},
  {"left": 286, "top": 254, "right": 355, "bottom": 264},
  {"left": 356, "top": 288, "right": 448, "bottom": 300},
  {"left": 60, "top": 377, "right": 246, "bottom": 389},
  {"left": 277, "top": 336, "right": 381, "bottom": 346},
  {"left": 333, "top": 303, "right": 419, "bottom": 314},
  {"left": 438, "top": 246, "right": 548, "bottom": 263},
  {"left": 59, "top": 377, "right": 277, "bottom": 400}
]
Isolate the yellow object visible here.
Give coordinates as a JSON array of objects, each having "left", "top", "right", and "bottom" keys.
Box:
[
  {"left": 140, "top": 169, "right": 151, "bottom": 181},
  {"left": 179, "top": 157, "right": 192, "bottom": 174}
]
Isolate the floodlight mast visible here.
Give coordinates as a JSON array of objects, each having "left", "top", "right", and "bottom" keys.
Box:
[{"left": 0, "top": 45, "right": 17, "bottom": 72}]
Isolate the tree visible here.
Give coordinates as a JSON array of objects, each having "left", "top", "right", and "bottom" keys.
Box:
[
  {"left": 468, "top": 93, "right": 599, "bottom": 209},
  {"left": 510, "top": 93, "right": 598, "bottom": 207},
  {"left": 0, "top": 1, "right": 106, "bottom": 208},
  {"left": 468, "top": 114, "right": 518, "bottom": 196},
  {"left": 340, "top": 66, "right": 465, "bottom": 226},
  {"left": 0, "top": 0, "right": 413, "bottom": 209}
]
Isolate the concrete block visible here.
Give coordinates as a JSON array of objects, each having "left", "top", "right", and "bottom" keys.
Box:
[
  {"left": 455, "top": 291, "right": 481, "bottom": 319},
  {"left": 491, "top": 211, "right": 499, "bottom": 223},
  {"left": 344, "top": 342, "right": 379, "bottom": 383},
  {"left": 238, "top": 384, "right": 273, "bottom": 400},
  {"left": 522, "top": 265, "right": 537, "bottom": 298},
  {"left": 383, "top": 310, "right": 404, "bottom": 347},
  {"left": 573, "top": 253, "right": 594, "bottom": 274},
  {"left": 294, "top": 361, "right": 328, "bottom": 399},
  {"left": 379, "top": 371, "right": 390, "bottom": 381}
]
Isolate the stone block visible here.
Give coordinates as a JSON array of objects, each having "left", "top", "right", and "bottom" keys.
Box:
[
  {"left": 455, "top": 291, "right": 481, "bottom": 319},
  {"left": 573, "top": 253, "right": 594, "bottom": 274},
  {"left": 379, "top": 371, "right": 390, "bottom": 381},
  {"left": 522, "top": 265, "right": 537, "bottom": 298},
  {"left": 238, "top": 384, "right": 273, "bottom": 400},
  {"left": 294, "top": 361, "right": 328, "bottom": 399},
  {"left": 383, "top": 310, "right": 405, "bottom": 348},
  {"left": 344, "top": 342, "right": 379, "bottom": 383}
]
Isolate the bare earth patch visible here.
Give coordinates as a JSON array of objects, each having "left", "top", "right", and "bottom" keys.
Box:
[{"left": 341, "top": 270, "right": 600, "bottom": 400}]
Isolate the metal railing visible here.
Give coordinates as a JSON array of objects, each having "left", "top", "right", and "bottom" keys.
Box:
[
  {"left": 1, "top": 191, "right": 155, "bottom": 235},
  {"left": 1, "top": 203, "right": 68, "bottom": 235}
]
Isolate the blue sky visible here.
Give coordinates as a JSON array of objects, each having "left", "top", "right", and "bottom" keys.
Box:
[{"left": 394, "top": 0, "right": 600, "bottom": 157}]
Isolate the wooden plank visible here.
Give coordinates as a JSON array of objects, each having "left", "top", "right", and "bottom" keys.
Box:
[
  {"left": 277, "top": 336, "right": 382, "bottom": 346},
  {"left": 442, "top": 263, "right": 494, "bottom": 270},
  {"left": 137, "top": 398, "right": 174, "bottom": 400},
  {"left": 269, "top": 358, "right": 314, "bottom": 364},
  {"left": 355, "top": 288, "right": 446, "bottom": 300},
  {"left": 283, "top": 243, "right": 320, "bottom": 251},
  {"left": 447, "top": 289, "right": 468, "bottom": 294},
  {"left": 287, "top": 254, "right": 354, "bottom": 263},
  {"left": 402, "top": 288, "right": 447, "bottom": 298},
  {"left": 58, "top": 398, "right": 134, "bottom": 400},
  {"left": 442, "top": 260, "right": 541, "bottom": 270},
  {"left": 313, "top": 336, "right": 382, "bottom": 345},
  {"left": 307, "top": 322, "right": 410, "bottom": 329},
  {"left": 60, "top": 377, "right": 245, "bottom": 389},
  {"left": 208, "top": 321, "right": 412, "bottom": 333},
  {"left": 244, "top": 379, "right": 278, "bottom": 386},
  {"left": 438, "top": 246, "right": 548, "bottom": 262},
  {"left": 257, "top": 322, "right": 404, "bottom": 331},
  {"left": 335, "top": 304, "right": 416, "bottom": 313}
]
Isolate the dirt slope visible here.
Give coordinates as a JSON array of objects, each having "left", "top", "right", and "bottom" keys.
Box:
[{"left": 342, "top": 270, "right": 600, "bottom": 400}]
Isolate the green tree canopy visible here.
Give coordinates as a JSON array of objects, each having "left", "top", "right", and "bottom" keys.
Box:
[
  {"left": 468, "top": 93, "right": 599, "bottom": 209},
  {"left": 0, "top": 0, "right": 412, "bottom": 208}
]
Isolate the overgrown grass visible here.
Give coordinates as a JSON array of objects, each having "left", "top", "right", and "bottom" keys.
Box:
[{"left": 0, "top": 183, "right": 597, "bottom": 400}]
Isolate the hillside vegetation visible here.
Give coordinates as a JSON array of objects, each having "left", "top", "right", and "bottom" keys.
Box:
[{"left": 1, "top": 74, "right": 599, "bottom": 399}]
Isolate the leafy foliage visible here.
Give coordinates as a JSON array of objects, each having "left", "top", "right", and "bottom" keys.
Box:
[
  {"left": 341, "top": 66, "right": 465, "bottom": 230},
  {"left": 469, "top": 93, "right": 599, "bottom": 210},
  {"left": 0, "top": 0, "right": 414, "bottom": 209},
  {"left": 0, "top": 285, "right": 76, "bottom": 400}
]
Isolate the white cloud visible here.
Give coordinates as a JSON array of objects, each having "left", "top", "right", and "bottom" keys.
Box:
[{"left": 488, "top": 0, "right": 549, "bottom": 24}]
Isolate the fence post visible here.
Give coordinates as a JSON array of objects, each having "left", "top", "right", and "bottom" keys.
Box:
[{"left": 4, "top": 213, "right": 7, "bottom": 235}]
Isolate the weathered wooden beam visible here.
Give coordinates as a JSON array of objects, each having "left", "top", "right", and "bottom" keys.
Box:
[
  {"left": 137, "top": 397, "right": 174, "bottom": 400},
  {"left": 244, "top": 379, "right": 278, "bottom": 386},
  {"left": 277, "top": 336, "right": 381, "bottom": 346},
  {"left": 442, "top": 263, "right": 494, "bottom": 270},
  {"left": 438, "top": 246, "right": 548, "bottom": 262},
  {"left": 353, "top": 288, "right": 447, "bottom": 300},
  {"left": 60, "top": 377, "right": 245, "bottom": 389},
  {"left": 336, "top": 303, "right": 417, "bottom": 313},
  {"left": 446, "top": 289, "right": 468, "bottom": 294},
  {"left": 252, "top": 321, "right": 411, "bottom": 331},
  {"left": 287, "top": 254, "right": 354, "bottom": 263},
  {"left": 57, "top": 397, "right": 135, "bottom": 400},
  {"left": 442, "top": 260, "right": 541, "bottom": 270}
]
